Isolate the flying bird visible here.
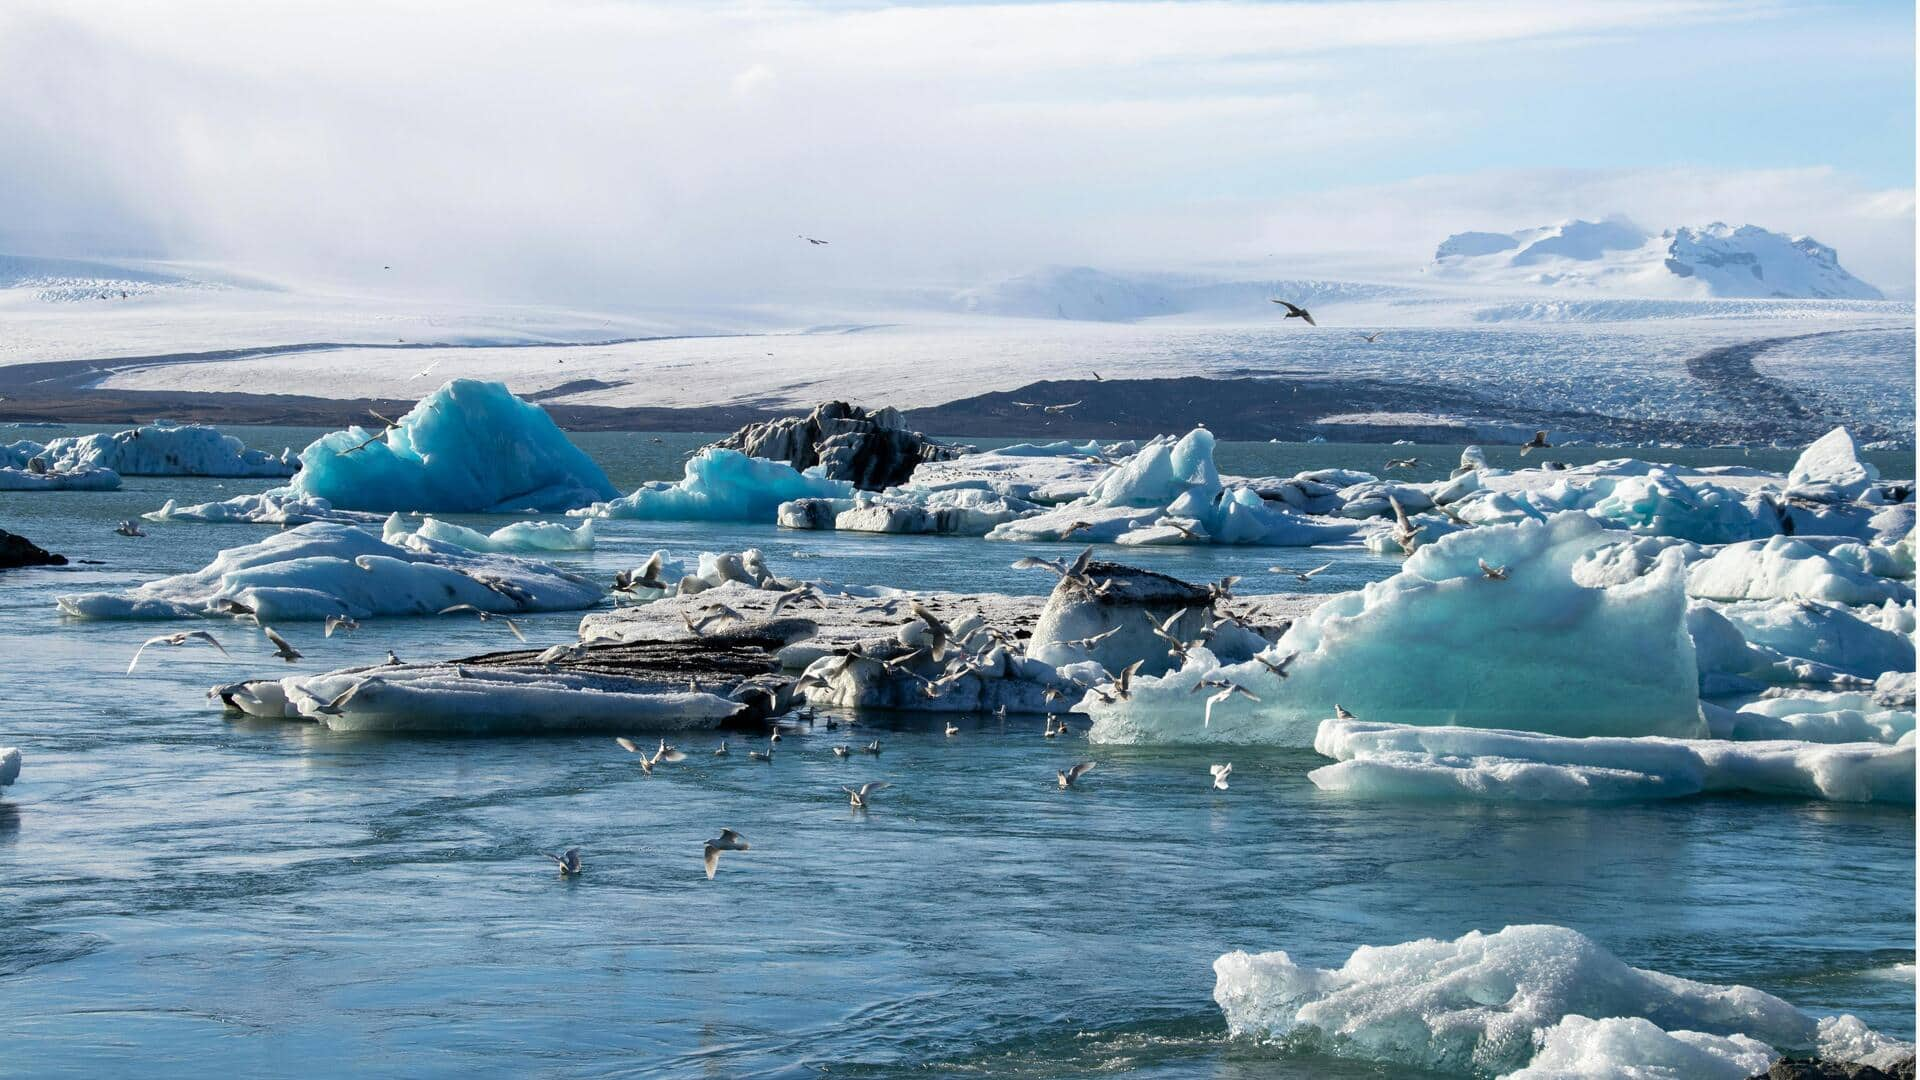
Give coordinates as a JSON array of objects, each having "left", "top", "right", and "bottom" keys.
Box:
[
  {"left": 617, "top": 736, "right": 687, "bottom": 774},
  {"left": 263, "top": 626, "right": 303, "bottom": 662},
  {"left": 127, "top": 631, "right": 231, "bottom": 673},
  {"left": 1357, "top": 331, "right": 1382, "bottom": 343},
  {"left": 1198, "top": 680, "right": 1260, "bottom": 727},
  {"left": 409, "top": 359, "right": 441, "bottom": 381},
  {"left": 843, "top": 781, "right": 890, "bottom": 808},
  {"left": 1478, "top": 559, "right": 1509, "bottom": 581},
  {"left": 324, "top": 615, "right": 360, "bottom": 638},
  {"left": 438, "top": 604, "right": 526, "bottom": 641},
  {"left": 703, "top": 829, "right": 749, "bottom": 879},
  {"left": 614, "top": 552, "right": 669, "bottom": 594},
  {"left": 1056, "top": 761, "right": 1096, "bottom": 789},
  {"left": 1521, "top": 430, "right": 1551, "bottom": 455},
  {"left": 1271, "top": 299, "right": 1316, "bottom": 326},
  {"left": 799, "top": 235, "right": 829, "bottom": 245},
  {"left": 1210, "top": 763, "right": 1233, "bottom": 790},
  {"left": 1273, "top": 562, "right": 1334, "bottom": 584},
  {"left": 296, "top": 679, "right": 369, "bottom": 716}
]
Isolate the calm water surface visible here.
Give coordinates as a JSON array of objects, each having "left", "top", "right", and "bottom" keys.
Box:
[{"left": 0, "top": 430, "right": 1911, "bottom": 1077}]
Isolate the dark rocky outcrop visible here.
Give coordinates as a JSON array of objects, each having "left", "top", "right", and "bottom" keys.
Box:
[
  {"left": 1753, "top": 1056, "right": 1917, "bottom": 1080},
  {"left": 711, "top": 401, "right": 964, "bottom": 490},
  {"left": 0, "top": 529, "right": 66, "bottom": 569}
]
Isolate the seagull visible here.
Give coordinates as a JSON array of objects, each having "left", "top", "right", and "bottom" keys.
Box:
[
  {"left": 1056, "top": 761, "right": 1096, "bottom": 789},
  {"left": 799, "top": 235, "right": 829, "bottom": 245},
  {"left": 1147, "top": 609, "right": 1196, "bottom": 662},
  {"left": 769, "top": 583, "right": 824, "bottom": 615},
  {"left": 1155, "top": 516, "right": 1203, "bottom": 541},
  {"left": 832, "top": 745, "right": 851, "bottom": 757},
  {"left": 384, "top": 649, "right": 403, "bottom": 666},
  {"left": 1210, "top": 763, "right": 1233, "bottom": 790},
  {"left": 1012, "top": 546, "right": 1094, "bottom": 586},
  {"left": 1253, "top": 651, "right": 1297, "bottom": 678},
  {"left": 128, "top": 630, "right": 232, "bottom": 673},
  {"left": 1091, "top": 370, "right": 1103, "bottom": 381},
  {"left": 703, "top": 829, "right": 749, "bottom": 879},
  {"left": 944, "top": 722, "right": 960, "bottom": 737},
  {"left": 1042, "top": 400, "right": 1082, "bottom": 414},
  {"left": 843, "top": 781, "right": 889, "bottom": 808},
  {"left": 1198, "top": 680, "right": 1260, "bottom": 727},
  {"left": 114, "top": 520, "right": 146, "bottom": 538},
  {"left": 1055, "top": 626, "right": 1121, "bottom": 653},
  {"left": 408, "top": 359, "right": 441, "bottom": 381},
  {"left": 1207, "top": 575, "right": 1240, "bottom": 602},
  {"left": 535, "top": 641, "right": 591, "bottom": 665},
  {"left": 1385, "top": 457, "right": 1419, "bottom": 469},
  {"left": 213, "top": 597, "right": 259, "bottom": 624},
  {"left": 1271, "top": 299, "right": 1316, "bottom": 326},
  {"left": 1520, "top": 430, "right": 1551, "bottom": 455},
  {"left": 714, "top": 740, "right": 730, "bottom": 757},
  {"left": 263, "top": 626, "right": 302, "bottom": 662},
  {"left": 1043, "top": 715, "right": 1064, "bottom": 738},
  {"left": 438, "top": 604, "right": 526, "bottom": 641},
  {"left": 910, "top": 602, "right": 952, "bottom": 660},
  {"left": 1059, "top": 520, "right": 1097, "bottom": 540},
  {"left": 862, "top": 740, "right": 882, "bottom": 755},
  {"left": 1108, "top": 659, "right": 1145, "bottom": 701},
  {"left": 617, "top": 736, "right": 687, "bottom": 774},
  {"left": 297, "top": 679, "right": 369, "bottom": 716},
  {"left": 1478, "top": 558, "right": 1509, "bottom": 581},
  {"left": 1333, "top": 703, "right": 1356, "bottom": 720},
  {"left": 748, "top": 741, "right": 775, "bottom": 762},
  {"left": 1388, "top": 495, "right": 1424, "bottom": 556},
  {"left": 1357, "top": 331, "right": 1383, "bottom": 343},
  {"left": 544, "top": 847, "right": 583, "bottom": 876},
  {"left": 1274, "top": 562, "right": 1334, "bottom": 584},
  {"left": 324, "top": 615, "right": 360, "bottom": 638},
  {"left": 613, "top": 553, "right": 669, "bottom": 594}
]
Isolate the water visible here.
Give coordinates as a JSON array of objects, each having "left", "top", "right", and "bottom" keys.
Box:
[{"left": 0, "top": 432, "right": 1911, "bottom": 1077}]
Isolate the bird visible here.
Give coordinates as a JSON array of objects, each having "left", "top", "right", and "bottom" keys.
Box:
[
  {"left": 1210, "top": 763, "right": 1233, "bottom": 790},
  {"left": 613, "top": 552, "right": 669, "bottom": 594},
  {"left": 535, "top": 641, "right": 591, "bottom": 665},
  {"left": 128, "top": 630, "right": 231, "bottom": 673},
  {"left": 1155, "top": 516, "right": 1203, "bottom": 541},
  {"left": 748, "top": 741, "right": 775, "bottom": 762},
  {"left": 832, "top": 745, "right": 850, "bottom": 757},
  {"left": 1388, "top": 495, "right": 1424, "bottom": 556},
  {"left": 843, "top": 781, "right": 889, "bottom": 808},
  {"left": 296, "top": 679, "right": 368, "bottom": 716},
  {"left": 1521, "top": 430, "right": 1551, "bottom": 455},
  {"left": 1147, "top": 609, "right": 1196, "bottom": 662},
  {"left": 1056, "top": 761, "right": 1096, "bottom": 788},
  {"left": 384, "top": 650, "right": 403, "bottom": 666},
  {"left": 1478, "top": 559, "right": 1509, "bottom": 581},
  {"left": 1385, "top": 457, "right": 1419, "bottom": 469},
  {"left": 799, "top": 235, "right": 829, "bottom": 245},
  {"left": 544, "top": 848, "right": 583, "bottom": 877},
  {"left": 324, "top": 615, "right": 360, "bottom": 638},
  {"left": 703, "top": 829, "right": 749, "bottom": 879},
  {"left": 1108, "top": 659, "right": 1145, "bottom": 701},
  {"left": 438, "top": 604, "right": 526, "bottom": 641},
  {"left": 1042, "top": 400, "right": 1082, "bottom": 414},
  {"left": 1272, "top": 299, "right": 1316, "bottom": 326},
  {"left": 263, "top": 626, "right": 302, "bottom": 662},
  {"left": 770, "top": 583, "right": 824, "bottom": 615},
  {"left": 1060, "top": 520, "right": 1097, "bottom": 540},
  {"left": 213, "top": 597, "right": 259, "bottom": 624},
  {"left": 1253, "top": 651, "right": 1297, "bottom": 678},
  {"left": 1091, "top": 370, "right": 1103, "bottom": 381},
  {"left": 617, "top": 736, "right": 687, "bottom": 774},
  {"left": 1333, "top": 704, "right": 1356, "bottom": 720},
  {"left": 1274, "top": 562, "right": 1334, "bottom": 584},
  {"left": 714, "top": 740, "right": 730, "bottom": 757},
  {"left": 1043, "top": 715, "right": 1063, "bottom": 738},
  {"left": 910, "top": 602, "right": 952, "bottom": 660},
  {"left": 1055, "top": 626, "right": 1121, "bottom": 654},
  {"left": 944, "top": 722, "right": 960, "bottom": 737},
  {"left": 1012, "top": 546, "right": 1094, "bottom": 587},
  {"left": 409, "top": 359, "right": 442, "bottom": 381},
  {"left": 862, "top": 740, "right": 882, "bottom": 755},
  {"left": 114, "top": 520, "right": 146, "bottom": 538},
  {"left": 1198, "top": 680, "right": 1260, "bottom": 727},
  {"left": 1357, "top": 331, "right": 1383, "bottom": 343}
]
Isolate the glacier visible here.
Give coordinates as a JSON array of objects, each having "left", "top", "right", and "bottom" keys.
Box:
[
  {"left": 1213, "top": 924, "right": 1911, "bottom": 1078},
  {"left": 56, "top": 521, "right": 606, "bottom": 621}
]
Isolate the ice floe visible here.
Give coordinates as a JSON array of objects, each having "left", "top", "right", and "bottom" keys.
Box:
[
  {"left": 144, "top": 490, "right": 382, "bottom": 526},
  {"left": 1214, "top": 924, "right": 1913, "bottom": 1077},
  {"left": 1687, "top": 537, "right": 1914, "bottom": 606},
  {"left": 58, "top": 521, "right": 605, "bottom": 620},
  {"left": 574, "top": 447, "right": 852, "bottom": 522},
  {"left": 28, "top": 421, "right": 295, "bottom": 477},
  {"left": 1309, "top": 719, "right": 1913, "bottom": 803},
  {"left": 381, "top": 513, "right": 596, "bottom": 553},
  {"left": 0, "top": 463, "right": 120, "bottom": 491}
]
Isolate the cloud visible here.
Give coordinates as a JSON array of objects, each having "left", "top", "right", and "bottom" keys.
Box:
[{"left": 0, "top": 0, "right": 1906, "bottom": 304}]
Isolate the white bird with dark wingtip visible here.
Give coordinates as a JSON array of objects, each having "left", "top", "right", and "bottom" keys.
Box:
[
  {"left": 544, "top": 847, "right": 583, "bottom": 876},
  {"left": 944, "top": 722, "right": 960, "bottom": 737},
  {"left": 1210, "top": 763, "right": 1233, "bottom": 790},
  {"left": 114, "top": 519, "right": 146, "bottom": 538},
  {"left": 1057, "top": 761, "right": 1096, "bottom": 789},
  {"left": 1334, "top": 703, "right": 1356, "bottom": 720},
  {"left": 713, "top": 740, "right": 729, "bottom": 757},
  {"left": 1521, "top": 430, "right": 1551, "bottom": 455},
  {"left": 128, "top": 630, "right": 232, "bottom": 673},
  {"left": 909, "top": 602, "right": 952, "bottom": 660},
  {"left": 1273, "top": 562, "right": 1334, "bottom": 584},
  {"left": 324, "top": 615, "right": 359, "bottom": 638},
  {"left": 617, "top": 736, "right": 687, "bottom": 774},
  {"left": 1197, "top": 680, "right": 1260, "bottom": 727},
  {"left": 1478, "top": 558, "right": 1509, "bottom": 581},
  {"left": 263, "top": 626, "right": 302, "bottom": 662},
  {"left": 439, "top": 604, "right": 526, "bottom": 641},
  {"left": 297, "top": 679, "right": 369, "bottom": 716},
  {"left": 613, "top": 552, "right": 669, "bottom": 595},
  {"left": 843, "top": 781, "right": 889, "bottom": 808},
  {"left": 703, "top": 829, "right": 749, "bottom": 879}
]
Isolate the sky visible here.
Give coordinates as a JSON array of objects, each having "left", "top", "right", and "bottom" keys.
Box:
[{"left": 0, "top": 0, "right": 1912, "bottom": 304}]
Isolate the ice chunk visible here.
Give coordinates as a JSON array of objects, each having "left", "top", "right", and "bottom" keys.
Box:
[
  {"left": 0, "top": 746, "right": 18, "bottom": 788},
  {"left": 574, "top": 447, "right": 851, "bottom": 522},
  {"left": 1085, "top": 513, "right": 1704, "bottom": 744},
  {"left": 40, "top": 421, "right": 295, "bottom": 477},
  {"left": 1213, "top": 924, "right": 1899, "bottom": 1076},
  {"left": 1688, "top": 538, "right": 1914, "bottom": 606},
  {"left": 0, "top": 464, "right": 120, "bottom": 491},
  {"left": 144, "top": 491, "right": 381, "bottom": 525},
  {"left": 777, "top": 488, "right": 1038, "bottom": 536},
  {"left": 1025, "top": 561, "right": 1220, "bottom": 676},
  {"left": 1787, "top": 426, "right": 1879, "bottom": 502},
  {"left": 291, "top": 380, "right": 617, "bottom": 512},
  {"left": 1310, "top": 719, "right": 1914, "bottom": 803},
  {"left": 1504, "top": 1016, "right": 1777, "bottom": 1079},
  {"left": 273, "top": 666, "right": 741, "bottom": 734},
  {"left": 1712, "top": 598, "right": 1914, "bottom": 682},
  {"left": 382, "top": 513, "right": 595, "bottom": 552},
  {"left": 57, "top": 521, "right": 606, "bottom": 621}
]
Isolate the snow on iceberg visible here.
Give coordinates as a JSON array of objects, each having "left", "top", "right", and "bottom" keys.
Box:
[
  {"left": 986, "top": 429, "right": 1359, "bottom": 547},
  {"left": 573, "top": 447, "right": 852, "bottom": 523},
  {"left": 290, "top": 380, "right": 617, "bottom": 512},
  {"left": 1213, "top": 923, "right": 1910, "bottom": 1078},
  {"left": 1309, "top": 719, "right": 1913, "bottom": 803},
  {"left": 36, "top": 421, "right": 296, "bottom": 477},
  {"left": 56, "top": 521, "right": 606, "bottom": 621},
  {"left": 382, "top": 513, "right": 595, "bottom": 553},
  {"left": 1084, "top": 513, "right": 1703, "bottom": 745},
  {"left": 1687, "top": 537, "right": 1914, "bottom": 607}
]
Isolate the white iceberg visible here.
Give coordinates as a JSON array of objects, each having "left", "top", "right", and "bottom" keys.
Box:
[
  {"left": 574, "top": 447, "right": 852, "bottom": 522},
  {"left": 777, "top": 487, "right": 1038, "bottom": 536},
  {"left": 289, "top": 379, "right": 617, "bottom": 512},
  {"left": 1309, "top": 719, "right": 1913, "bottom": 803},
  {"left": 1687, "top": 537, "right": 1914, "bottom": 607},
  {"left": 56, "top": 521, "right": 606, "bottom": 621},
  {"left": 1213, "top": 923, "right": 1909, "bottom": 1077},
  {"left": 36, "top": 421, "right": 296, "bottom": 477},
  {"left": 1787, "top": 426, "right": 1880, "bottom": 502},
  {"left": 1504, "top": 1015, "right": 1777, "bottom": 1080},
  {"left": 382, "top": 513, "right": 595, "bottom": 553},
  {"left": 1085, "top": 513, "right": 1704, "bottom": 744},
  {"left": 264, "top": 666, "right": 742, "bottom": 734},
  {"left": 0, "top": 464, "right": 121, "bottom": 491},
  {"left": 1709, "top": 598, "right": 1914, "bottom": 683},
  {"left": 144, "top": 491, "right": 382, "bottom": 526}
]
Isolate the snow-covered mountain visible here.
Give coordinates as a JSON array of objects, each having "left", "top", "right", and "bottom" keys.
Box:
[{"left": 1428, "top": 219, "right": 1883, "bottom": 300}]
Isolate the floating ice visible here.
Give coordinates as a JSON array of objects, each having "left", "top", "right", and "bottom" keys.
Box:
[
  {"left": 1687, "top": 537, "right": 1914, "bottom": 606},
  {"left": 574, "top": 447, "right": 852, "bottom": 522},
  {"left": 382, "top": 513, "right": 595, "bottom": 553},
  {"left": 0, "top": 746, "right": 18, "bottom": 788},
  {"left": 0, "top": 464, "right": 121, "bottom": 491},
  {"left": 35, "top": 421, "right": 295, "bottom": 477},
  {"left": 1787, "top": 426, "right": 1880, "bottom": 502},
  {"left": 987, "top": 429, "right": 1359, "bottom": 546},
  {"left": 1708, "top": 692, "right": 1914, "bottom": 745},
  {"left": 290, "top": 380, "right": 617, "bottom": 512},
  {"left": 1085, "top": 513, "right": 1703, "bottom": 744},
  {"left": 144, "top": 491, "right": 381, "bottom": 526},
  {"left": 777, "top": 487, "right": 1038, "bottom": 536},
  {"left": 1710, "top": 598, "right": 1914, "bottom": 682},
  {"left": 57, "top": 521, "right": 606, "bottom": 621},
  {"left": 261, "top": 666, "right": 742, "bottom": 734},
  {"left": 1213, "top": 924, "right": 1909, "bottom": 1077},
  {"left": 1503, "top": 1016, "right": 1776, "bottom": 1080},
  {"left": 1309, "top": 719, "right": 1913, "bottom": 803}
]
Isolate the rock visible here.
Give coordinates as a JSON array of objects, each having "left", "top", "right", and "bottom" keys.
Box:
[
  {"left": 0, "top": 528, "right": 66, "bottom": 569},
  {"left": 1753, "top": 1055, "right": 1916, "bottom": 1080},
  {"left": 711, "top": 401, "right": 964, "bottom": 490}
]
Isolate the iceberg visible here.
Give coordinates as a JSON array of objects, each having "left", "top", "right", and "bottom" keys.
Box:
[
  {"left": 255, "top": 665, "right": 744, "bottom": 734},
  {"left": 1309, "top": 719, "right": 1913, "bottom": 803},
  {"left": 1787, "top": 426, "right": 1879, "bottom": 502},
  {"left": 382, "top": 513, "right": 595, "bottom": 553},
  {"left": 145, "top": 491, "right": 383, "bottom": 526},
  {"left": 0, "top": 746, "right": 18, "bottom": 788},
  {"left": 1085, "top": 513, "right": 1704, "bottom": 744},
  {"left": 57, "top": 521, "right": 606, "bottom": 621},
  {"left": 36, "top": 421, "right": 296, "bottom": 477},
  {"left": 986, "top": 429, "right": 1359, "bottom": 547},
  {"left": 0, "top": 464, "right": 121, "bottom": 491},
  {"left": 574, "top": 447, "right": 852, "bottom": 522},
  {"left": 1710, "top": 599, "right": 1914, "bottom": 683},
  {"left": 289, "top": 380, "right": 617, "bottom": 512},
  {"left": 777, "top": 488, "right": 1038, "bottom": 536},
  {"left": 1687, "top": 537, "right": 1914, "bottom": 607},
  {"left": 1213, "top": 924, "right": 1910, "bottom": 1077},
  {"left": 1502, "top": 1016, "right": 1778, "bottom": 1080}
]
